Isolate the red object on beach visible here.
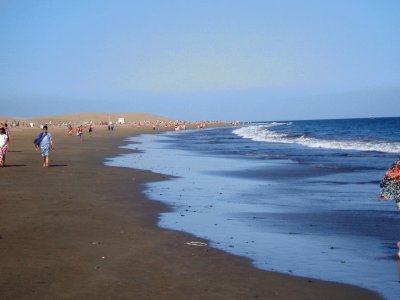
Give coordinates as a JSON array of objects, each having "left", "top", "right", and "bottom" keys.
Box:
[{"left": 380, "top": 160, "right": 400, "bottom": 209}]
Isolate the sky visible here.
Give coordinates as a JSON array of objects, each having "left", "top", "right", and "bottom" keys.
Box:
[{"left": 0, "top": 0, "right": 399, "bottom": 121}]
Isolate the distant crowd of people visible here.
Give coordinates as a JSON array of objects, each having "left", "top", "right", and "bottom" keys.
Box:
[
  {"left": 0, "top": 118, "right": 238, "bottom": 169},
  {"left": 66, "top": 123, "right": 94, "bottom": 141}
]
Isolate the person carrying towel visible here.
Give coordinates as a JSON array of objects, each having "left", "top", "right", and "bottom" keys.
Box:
[{"left": 35, "top": 125, "right": 54, "bottom": 167}]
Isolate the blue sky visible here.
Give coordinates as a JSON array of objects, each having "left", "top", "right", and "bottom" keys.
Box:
[{"left": 0, "top": 0, "right": 399, "bottom": 120}]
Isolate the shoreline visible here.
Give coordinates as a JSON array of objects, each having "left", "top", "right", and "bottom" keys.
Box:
[{"left": 0, "top": 126, "right": 382, "bottom": 299}]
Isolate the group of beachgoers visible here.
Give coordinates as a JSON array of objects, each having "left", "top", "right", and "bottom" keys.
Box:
[
  {"left": 0, "top": 118, "right": 218, "bottom": 169},
  {"left": 1, "top": 123, "right": 56, "bottom": 168},
  {"left": 4, "top": 118, "right": 96, "bottom": 169},
  {"left": 67, "top": 123, "right": 94, "bottom": 140},
  {"left": 1, "top": 120, "right": 96, "bottom": 168}
]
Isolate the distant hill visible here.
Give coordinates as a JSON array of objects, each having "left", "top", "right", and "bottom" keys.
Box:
[
  {"left": 2, "top": 112, "right": 173, "bottom": 125},
  {"left": 0, "top": 116, "right": 27, "bottom": 123}
]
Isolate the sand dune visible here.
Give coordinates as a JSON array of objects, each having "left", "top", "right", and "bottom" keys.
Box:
[
  {"left": 2, "top": 112, "right": 173, "bottom": 125},
  {"left": 0, "top": 116, "right": 27, "bottom": 122}
]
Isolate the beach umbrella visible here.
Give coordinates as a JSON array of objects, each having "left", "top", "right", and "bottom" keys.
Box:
[{"left": 380, "top": 160, "right": 400, "bottom": 209}]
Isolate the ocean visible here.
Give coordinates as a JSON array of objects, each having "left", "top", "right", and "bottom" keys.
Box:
[{"left": 105, "top": 117, "right": 400, "bottom": 299}]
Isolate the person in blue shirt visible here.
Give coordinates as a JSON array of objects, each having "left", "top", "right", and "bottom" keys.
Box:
[{"left": 35, "top": 125, "right": 54, "bottom": 167}]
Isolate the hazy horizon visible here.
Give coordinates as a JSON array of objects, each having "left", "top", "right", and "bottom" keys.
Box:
[{"left": 2, "top": 111, "right": 400, "bottom": 124}]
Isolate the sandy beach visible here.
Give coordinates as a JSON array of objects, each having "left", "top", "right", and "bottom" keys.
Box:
[{"left": 0, "top": 124, "right": 382, "bottom": 299}]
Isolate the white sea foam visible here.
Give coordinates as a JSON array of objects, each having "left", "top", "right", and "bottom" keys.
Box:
[{"left": 233, "top": 124, "right": 400, "bottom": 154}]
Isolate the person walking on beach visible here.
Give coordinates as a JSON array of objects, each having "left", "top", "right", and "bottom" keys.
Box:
[
  {"left": 4, "top": 123, "right": 10, "bottom": 139},
  {"left": 35, "top": 125, "right": 54, "bottom": 167},
  {"left": 0, "top": 127, "right": 9, "bottom": 167},
  {"left": 77, "top": 125, "right": 83, "bottom": 141},
  {"left": 67, "top": 123, "right": 73, "bottom": 136},
  {"left": 1, "top": 123, "right": 10, "bottom": 165}
]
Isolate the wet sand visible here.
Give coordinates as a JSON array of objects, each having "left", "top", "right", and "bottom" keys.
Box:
[{"left": 0, "top": 125, "right": 382, "bottom": 299}]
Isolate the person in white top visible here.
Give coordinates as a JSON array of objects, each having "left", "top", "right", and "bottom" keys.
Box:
[{"left": 0, "top": 127, "right": 9, "bottom": 167}]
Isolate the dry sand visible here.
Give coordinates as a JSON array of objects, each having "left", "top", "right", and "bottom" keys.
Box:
[{"left": 0, "top": 125, "right": 382, "bottom": 299}]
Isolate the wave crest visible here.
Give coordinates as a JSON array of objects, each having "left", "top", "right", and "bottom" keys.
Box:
[{"left": 233, "top": 124, "right": 400, "bottom": 154}]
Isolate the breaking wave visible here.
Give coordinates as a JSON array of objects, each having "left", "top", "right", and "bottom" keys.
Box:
[{"left": 233, "top": 123, "right": 400, "bottom": 154}]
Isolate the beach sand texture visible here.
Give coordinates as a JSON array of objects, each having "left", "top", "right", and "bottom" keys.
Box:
[{"left": 0, "top": 124, "right": 382, "bottom": 299}]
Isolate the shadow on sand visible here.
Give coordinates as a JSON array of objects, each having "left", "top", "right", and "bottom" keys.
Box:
[
  {"left": 2, "top": 164, "right": 27, "bottom": 167},
  {"left": 48, "top": 164, "right": 68, "bottom": 168}
]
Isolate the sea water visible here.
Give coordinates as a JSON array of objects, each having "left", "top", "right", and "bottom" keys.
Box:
[{"left": 105, "top": 117, "right": 400, "bottom": 299}]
